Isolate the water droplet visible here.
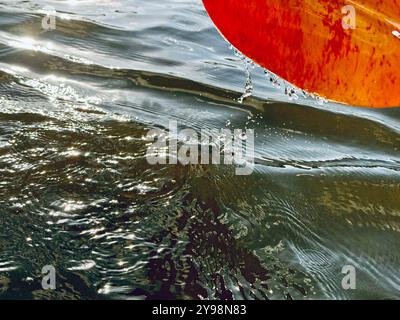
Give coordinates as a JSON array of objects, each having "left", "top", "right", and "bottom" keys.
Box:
[
  {"left": 229, "top": 45, "right": 254, "bottom": 103},
  {"left": 238, "top": 132, "right": 247, "bottom": 141}
]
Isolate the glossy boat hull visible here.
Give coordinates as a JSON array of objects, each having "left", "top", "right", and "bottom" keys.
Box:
[{"left": 203, "top": 0, "right": 400, "bottom": 107}]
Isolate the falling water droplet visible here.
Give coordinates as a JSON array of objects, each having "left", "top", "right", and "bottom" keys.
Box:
[
  {"left": 264, "top": 69, "right": 281, "bottom": 88},
  {"left": 316, "top": 96, "right": 327, "bottom": 105},
  {"left": 239, "top": 132, "right": 247, "bottom": 141},
  {"left": 229, "top": 45, "right": 254, "bottom": 103},
  {"left": 284, "top": 86, "right": 299, "bottom": 101}
]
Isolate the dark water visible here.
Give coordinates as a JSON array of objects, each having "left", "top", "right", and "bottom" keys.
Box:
[{"left": 1, "top": 0, "right": 400, "bottom": 300}]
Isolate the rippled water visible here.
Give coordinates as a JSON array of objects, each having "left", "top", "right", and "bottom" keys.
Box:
[{"left": 1, "top": 0, "right": 400, "bottom": 300}]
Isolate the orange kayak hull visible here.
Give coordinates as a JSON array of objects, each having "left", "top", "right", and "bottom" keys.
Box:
[{"left": 203, "top": 0, "right": 400, "bottom": 108}]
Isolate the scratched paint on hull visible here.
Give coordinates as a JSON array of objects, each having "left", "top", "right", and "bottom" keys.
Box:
[{"left": 203, "top": 0, "right": 400, "bottom": 108}]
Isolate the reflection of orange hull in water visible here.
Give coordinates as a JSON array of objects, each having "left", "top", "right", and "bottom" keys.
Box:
[{"left": 203, "top": 0, "right": 400, "bottom": 108}]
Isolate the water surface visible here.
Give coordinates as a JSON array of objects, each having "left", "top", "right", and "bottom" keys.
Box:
[{"left": 1, "top": 0, "right": 400, "bottom": 300}]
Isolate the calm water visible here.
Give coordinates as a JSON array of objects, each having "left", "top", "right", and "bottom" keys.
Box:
[{"left": 1, "top": 0, "right": 400, "bottom": 300}]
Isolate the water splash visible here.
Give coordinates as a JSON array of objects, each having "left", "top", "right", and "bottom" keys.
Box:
[
  {"left": 229, "top": 44, "right": 328, "bottom": 106},
  {"left": 264, "top": 69, "right": 300, "bottom": 102},
  {"left": 230, "top": 45, "right": 254, "bottom": 104},
  {"left": 263, "top": 69, "right": 328, "bottom": 106}
]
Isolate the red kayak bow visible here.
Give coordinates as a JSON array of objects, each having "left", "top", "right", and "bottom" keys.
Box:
[{"left": 203, "top": 0, "right": 400, "bottom": 108}]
